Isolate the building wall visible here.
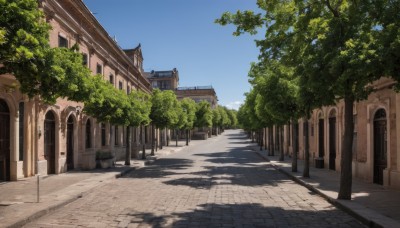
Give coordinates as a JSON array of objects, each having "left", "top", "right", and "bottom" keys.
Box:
[
  {"left": 175, "top": 88, "right": 218, "bottom": 109},
  {"left": 271, "top": 77, "right": 400, "bottom": 190},
  {"left": 0, "top": 0, "right": 152, "bottom": 181}
]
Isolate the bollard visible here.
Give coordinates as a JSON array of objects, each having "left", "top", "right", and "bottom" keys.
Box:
[{"left": 37, "top": 174, "right": 40, "bottom": 203}]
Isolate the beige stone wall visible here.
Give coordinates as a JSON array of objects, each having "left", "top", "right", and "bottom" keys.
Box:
[
  {"left": 277, "top": 78, "right": 400, "bottom": 189},
  {"left": 0, "top": 0, "right": 153, "bottom": 180}
]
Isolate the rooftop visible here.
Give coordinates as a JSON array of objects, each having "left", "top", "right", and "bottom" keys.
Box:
[{"left": 176, "top": 86, "right": 214, "bottom": 91}]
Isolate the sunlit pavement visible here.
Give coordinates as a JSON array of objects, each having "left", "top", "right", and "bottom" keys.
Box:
[{"left": 24, "top": 129, "right": 364, "bottom": 227}]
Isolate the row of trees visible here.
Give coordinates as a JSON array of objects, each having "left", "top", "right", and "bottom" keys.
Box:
[
  {"left": 217, "top": 0, "right": 400, "bottom": 200},
  {"left": 0, "top": 0, "right": 238, "bottom": 165}
]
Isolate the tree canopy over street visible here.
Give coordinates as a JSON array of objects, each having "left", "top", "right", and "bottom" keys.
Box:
[{"left": 217, "top": 0, "right": 400, "bottom": 199}]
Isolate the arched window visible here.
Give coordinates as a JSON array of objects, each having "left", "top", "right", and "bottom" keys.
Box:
[{"left": 85, "top": 119, "right": 91, "bottom": 148}]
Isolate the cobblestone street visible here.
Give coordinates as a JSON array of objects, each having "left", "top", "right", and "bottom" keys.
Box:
[{"left": 25, "top": 130, "right": 364, "bottom": 227}]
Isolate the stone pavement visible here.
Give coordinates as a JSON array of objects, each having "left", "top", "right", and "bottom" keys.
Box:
[
  {"left": 24, "top": 130, "right": 364, "bottom": 228},
  {"left": 0, "top": 141, "right": 191, "bottom": 228},
  {"left": 254, "top": 146, "right": 400, "bottom": 228}
]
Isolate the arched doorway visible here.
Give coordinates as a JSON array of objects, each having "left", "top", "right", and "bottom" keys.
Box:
[
  {"left": 66, "top": 115, "right": 74, "bottom": 171},
  {"left": 373, "top": 109, "right": 387, "bottom": 185},
  {"left": 44, "top": 111, "right": 56, "bottom": 174},
  {"left": 329, "top": 111, "right": 336, "bottom": 170},
  {"left": 85, "top": 119, "right": 91, "bottom": 149},
  {"left": 318, "top": 113, "right": 325, "bottom": 158},
  {"left": 0, "top": 99, "right": 10, "bottom": 181}
]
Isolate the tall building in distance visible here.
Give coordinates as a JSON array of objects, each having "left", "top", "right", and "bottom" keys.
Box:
[
  {"left": 176, "top": 86, "right": 218, "bottom": 109},
  {"left": 144, "top": 68, "right": 179, "bottom": 91},
  {"left": 145, "top": 68, "right": 218, "bottom": 108}
]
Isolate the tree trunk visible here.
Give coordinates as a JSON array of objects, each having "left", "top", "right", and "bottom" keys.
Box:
[
  {"left": 141, "top": 125, "right": 146, "bottom": 159},
  {"left": 279, "top": 125, "right": 284, "bottom": 161},
  {"left": 264, "top": 128, "right": 267, "bottom": 150},
  {"left": 155, "top": 132, "right": 158, "bottom": 152},
  {"left": 275, "top": 126, "right": 279, "bottom": 155},
  {"left": 338, "top": 95, "right": 354, "bottom": 200},
  {"left": 160, "top": 128, "right": 163, "bottom": 150},
  {"left": 292, "top": 120, "right": 298, "bottom": 172},
  {"left": 124, "top": 126, "right": 131, "bottom": 165},
  {"left": 186, "top": 129, "right": 189, "bottom": 146},
  {"left": 269, "top": 127, "right": 274, "bottom": 156},
  {"left": 151, "top": 125, "right": 155, "bottom": 156},
  {"left": 167, "top": 129, "right": 170, "bottom": 146},
  {"left": 303, "top": 118, "right": 310, "bottom": 178},
  {"left": 260, "top": 129, "right": 263, "bottom": 151},
  {"left": 176, "top": 129, "right": 178, "bottom": 147}
]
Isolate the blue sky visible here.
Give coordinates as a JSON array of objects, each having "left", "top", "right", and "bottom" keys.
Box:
[{"left": 83, "top": 0, "right": 263, "bottom": 110}]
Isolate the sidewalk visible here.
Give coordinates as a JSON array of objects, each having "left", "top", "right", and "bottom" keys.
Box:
[
  {"left": 0, "top": 142, "right": 188, "bottom": 228},
  {"left": 252, "top": 144, "right": 400, "bottom": 228}
]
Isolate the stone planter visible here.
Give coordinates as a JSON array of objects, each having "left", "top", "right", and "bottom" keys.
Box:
[
  {"left": 95, "top": 150, "right": 115, "bottom": 169},
  {"left": 99, "top": 158, "right": 114, "bottom": 169}
]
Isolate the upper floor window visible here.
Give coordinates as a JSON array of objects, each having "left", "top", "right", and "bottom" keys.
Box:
[
  {"left": 109, "top": 74, "right": 114, "bottom": 85},
  {"left": 96, "top": 63, "right": 103, "bottom": 75},
  {"left": 82, "top": 53, "right": 88, "bottom": 66},
  {"left": 58, "top": 35, "right": 68, "bottom": 48},
  {"left": 119, "top": 81, "right": 123, "bottom": 90}
]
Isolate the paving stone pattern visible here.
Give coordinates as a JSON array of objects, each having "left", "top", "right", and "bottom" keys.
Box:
[{"left": 25, "top": 130, "right": 365, "bottom": 228}]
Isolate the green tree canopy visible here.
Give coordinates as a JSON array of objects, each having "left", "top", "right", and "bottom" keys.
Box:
[
  {"left": 180, "top": 98, "right": 197, "bottom": 130},
  {"left": 126, "top": 90, "right": 152, "bottom": 127},
  {"left": 226, "top": 108, "right": 238, "bottom": 128},
  {"left": 217, "top": 0, "right": 400, "bottom": 199},
  {"left": 194, "top": 101, "right": 213, "bottom": 128},
  {"left": 150, "top": 89, "right": 179, "bottom": 129},
  {"left": 212, "top": 108, "right": 222, "bottom": 127},
  {"left": 0, "top": 0, "right": 95, "bottom": 104},
  {"left": 83, "top": 75, "right": 130, "bottom": 126}
]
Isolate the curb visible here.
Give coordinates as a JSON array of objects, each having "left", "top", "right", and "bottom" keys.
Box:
[
  {"left": 8, "top": 165, "right": 138, "bottom": 228},
  {"left": 6, "top": 142, "right": 190, "bottom": 227},
  {"left": 254, "top": 150, "right": 397, "bottom": 228}
]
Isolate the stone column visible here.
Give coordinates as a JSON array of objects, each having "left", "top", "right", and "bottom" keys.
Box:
[{"left": 10, "top": 110, "right": 19, "bottom": 181}]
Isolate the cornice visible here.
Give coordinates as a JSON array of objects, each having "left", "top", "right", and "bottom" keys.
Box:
[{"left": 43, "top": 0, "right": 150, "bottom": 92}]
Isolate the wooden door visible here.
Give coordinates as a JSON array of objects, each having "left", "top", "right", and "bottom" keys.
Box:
[
  {"left": 44, "top": 112, "right": 56, "bottom": 174},
  {"left": 329, "top": 117, "right": 336, "bottom": 170},
  {"left": 318, "top": 119, "right": 325, "bottom": 157},
  {"left": 374, "top": 109, "right": 387, "bottom": 185},
  {"left": 0, "top": 100, "right": 10, "bottom": 181},
  {"left": 66, "top": 116, "right": 74, "bottom": 171}
]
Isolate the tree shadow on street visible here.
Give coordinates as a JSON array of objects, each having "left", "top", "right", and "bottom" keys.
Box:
[
  {"left": 120, "top": 203, "right": 365, "bottom": 227},
  {"left": 121, "top": 158, "right": 194, "bottom": 179},
  {"left": 162, "top": 164, "right": 290, "bottom": 189}
]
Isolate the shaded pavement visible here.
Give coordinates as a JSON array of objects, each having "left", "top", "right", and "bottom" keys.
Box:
[{"left": 255, "top": 145, "right": 400, "bottom": 228}]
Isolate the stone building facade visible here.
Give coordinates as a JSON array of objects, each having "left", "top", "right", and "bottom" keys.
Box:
[
  {"left": 175, "top": 86, "right": 218, "bottom": 109},
  {"left": 0, "top": 0, "right": 152, "bottom": 181},
  {"left": 264, "top": 77, "right": 400, "bottom": 190},
  {"left": 144, "top": 69, "right": 179, "bottom": 91}
]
